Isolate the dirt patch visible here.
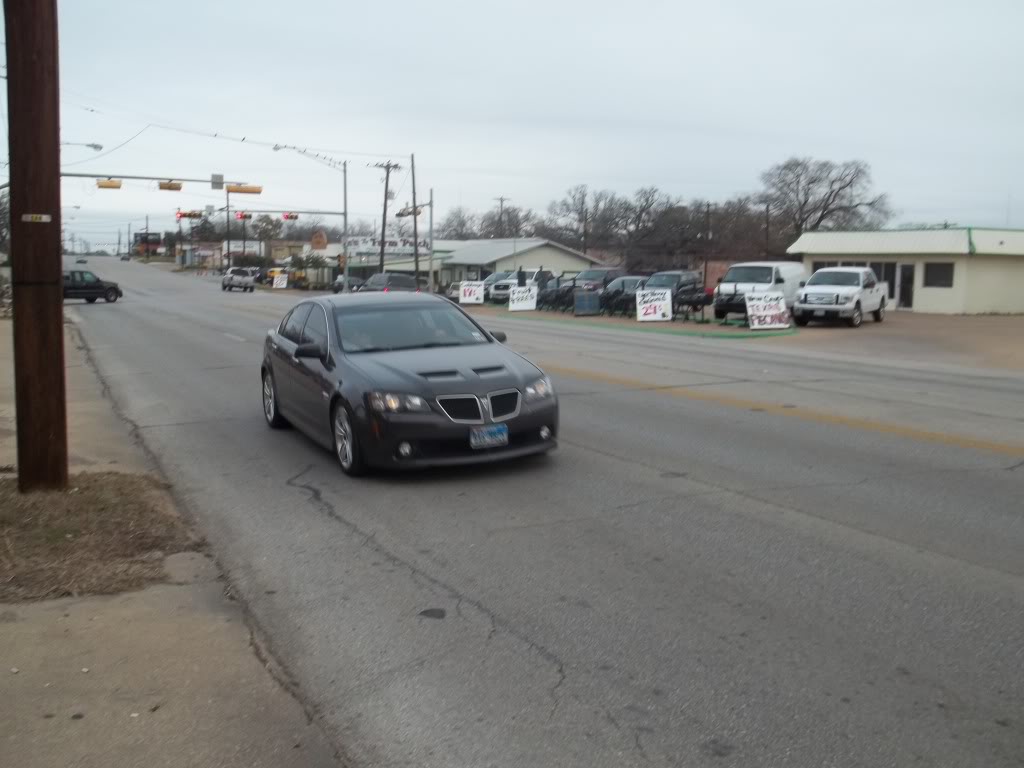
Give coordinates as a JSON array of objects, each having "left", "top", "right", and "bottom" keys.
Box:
[{"left": 0, "top": 472, "right": 200, "bottom": 601}]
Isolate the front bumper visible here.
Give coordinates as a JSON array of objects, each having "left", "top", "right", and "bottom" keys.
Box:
[
  {"left": 714, "top": 297, "right": 746, "bottom": 314},
  {"left": 793, "top": 302, "right": 856, "bottom": 319},
  {"left": 356, "top": 399, "right": 559, "bottom": 468}
]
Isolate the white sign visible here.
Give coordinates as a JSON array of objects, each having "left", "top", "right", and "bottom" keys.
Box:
[
  {"left": 21, "top": 213, "right": 52, "bottom": 223},
  {"left": 459, "top": 281, "right": 484, "bottom": 304},
  {"left": 508, "top": 286, "right": 538, "bottom": 312},
  {"left": 272, "top": 274, "right": 288, "bottom": 289},
  {"left": 745, "top": 292, "right": 790, "bottom": 330},
  {"left": 636, "top": 288, "right": 673, "bottom": 322}
]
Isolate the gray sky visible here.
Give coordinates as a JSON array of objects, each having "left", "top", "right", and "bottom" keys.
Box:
[{"left": 5, "top": 0, "right": 1023, "bottom": 248}]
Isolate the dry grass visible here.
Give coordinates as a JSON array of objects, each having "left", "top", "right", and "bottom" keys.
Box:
[{"left": 0, "top": 472, "right": 200, "bottom": 602}]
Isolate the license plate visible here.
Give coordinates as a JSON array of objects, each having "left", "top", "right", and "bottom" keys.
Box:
[
  {"left": 814, "top": 310, "right": 825, "bottom": 317},
  {"left": 470, "top": 424, "right": 509, "bottom": 449}
]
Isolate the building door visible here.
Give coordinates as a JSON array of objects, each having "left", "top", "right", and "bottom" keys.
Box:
[{"left": 897, "top": 264, "right": 915, "bottom": 309}]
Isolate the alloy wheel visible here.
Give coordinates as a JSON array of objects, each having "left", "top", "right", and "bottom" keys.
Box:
[{"left": 334, "top": 407, "right": 353, "bottom": 469}]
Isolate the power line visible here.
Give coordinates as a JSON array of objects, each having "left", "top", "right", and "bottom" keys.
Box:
[{"left": 60, "top": 125, "right": 150, "bottom": 167}]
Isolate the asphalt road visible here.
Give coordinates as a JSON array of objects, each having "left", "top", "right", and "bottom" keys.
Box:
[{"left": 68, "top": 259, "right": 1024, "bottom": 768}]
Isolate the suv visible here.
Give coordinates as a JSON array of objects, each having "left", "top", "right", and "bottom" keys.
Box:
[
  {"left": 63, "top": 269, "right": 123, "bottom": 304},
  {"left": 360, "top": 273, "right": 419, "bottom": 292},
  {"left": 222, "top": 267, "right": 256, "bottom": 292},
  {"left": 573, "top": 268, "right": 627, "bottom": 293},
  {"left": 645, "top": 270, "right": 706, "bottom": 315},
  {"left": 489, "top": 269, "right": 555, "bottom": 303}
]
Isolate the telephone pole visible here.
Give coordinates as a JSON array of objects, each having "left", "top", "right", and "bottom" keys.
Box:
[
  {"left": 5, "top": 0, "right": 68, "bottom": 490},
  {"left": 373, "top": 161, "right": 400, "bottom": 272},
  {"left": 764, "top": 201, "right": 771, "bottom": 255},
  {"left": 411, "top": 154, "right": 420, "bottom": 282},
  {"left": 494, "top": 195, "right": 509, "bottom": 238},
  {"left": 342, "top": 161, "right": 351, "bottom": 291}
]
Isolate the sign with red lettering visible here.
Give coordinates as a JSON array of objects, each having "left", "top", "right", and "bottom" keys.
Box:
[
  {"left": 745, "top": 292, "right": 790, "bottom": 330},
  {"left": 459, "top": 281, "right": 484, "bottom": 304},
  {"left": 636, "top": 289, "right": 673, "bottom": 321}
]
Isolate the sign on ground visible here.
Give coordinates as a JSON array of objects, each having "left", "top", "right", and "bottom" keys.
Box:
[
  {"left": 272, "top": 274, "right": 288, "bottom": 289},
  {"left": 508, "top": 286, "right": 538, "bottom": 312},
  {"left": 745, "top": 292, "right": 790, "bottom": 330},
  {"left": 459, "top": 281, "right": 484, "bottom": 304},
  {"left": 636, "top": 289, "right": 673, "bottom": 321}
]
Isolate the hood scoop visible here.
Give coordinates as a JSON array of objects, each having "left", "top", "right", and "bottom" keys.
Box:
[
  {"left": 419, "top": 369, "right": 462, "bottom": 382},
  {"left": 472, "top": 365, "right": 506, "bottom": 377}
]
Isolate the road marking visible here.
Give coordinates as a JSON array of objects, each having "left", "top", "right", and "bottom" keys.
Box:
[
  {"left": 543, "top": 363, "right": 1024, "bottom": 458},
  {"left": 222, "top": 332, "right": 246, "bottom": 343}
]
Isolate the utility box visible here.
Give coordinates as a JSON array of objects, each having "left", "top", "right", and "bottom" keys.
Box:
[{"left": 573, "top": 290, "right": 601, "bottom": 316}]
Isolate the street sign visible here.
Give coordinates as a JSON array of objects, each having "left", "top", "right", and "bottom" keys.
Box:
[
  {"left": 636, "top": 288, "right": 673, "bottom": 321},
  {"left": 310, "top": 230, "right": 328, "bottom": 250},
  {"left": 745, "top": 292, "right": 790, "bottom": 330},
  {"left": 508, "top": 286, "right": 538, "bottom": 312},
  {"left": 211, "top": 174, "right": 224, "bottom": 190},
  {"left": 459, "top": 281, "right": 484, "bottom": 304}
]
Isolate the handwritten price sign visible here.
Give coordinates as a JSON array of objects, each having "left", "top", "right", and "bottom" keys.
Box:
[
  {"left": 459, "top": 281, "right": 485, "bottom": 304},
  {"left": 508, "top": 286, "right": 538, "bottom": 312},
  {"left": 636, "top": 289, "right": 673, "bottom": 322},
  {"left": 272, "top": 274, "right": 288, "bottom": 289},
  {"left": 745, "top": 292, "right": 790, "bottom": 330}
]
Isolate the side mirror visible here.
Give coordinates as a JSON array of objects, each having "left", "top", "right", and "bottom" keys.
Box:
[
  {"left": 491, "top": 331, "right": 507, "bottom": 343},
  {"left": 799, "top": 280, "right": 806, "bottom": 288},
  {"left": 717, "top": 277, "right": 723, "bottom": 283},
  {"left": 294, "top": 342, "right": 324, "bottom": 359},
  {"left": 775, "top": 275, "right": 785, "bottom": 284}
]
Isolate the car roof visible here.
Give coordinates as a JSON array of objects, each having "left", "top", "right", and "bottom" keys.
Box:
[
  {"left": 316, "top": 291, "right": 449, "bottom": 310},
  {"left": 812, "top": 266, "right": 866, "bottom": 273},
  {"left": 651, "top": 270, "right": 695, "bottom": 275},
  {"left": 729, "top": 261, "right": 800, "bottom": 268}
]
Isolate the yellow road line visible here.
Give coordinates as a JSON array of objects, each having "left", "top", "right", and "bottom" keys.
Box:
[{"left": 543, "top": 363, "right": 1024, "bottom": 458}]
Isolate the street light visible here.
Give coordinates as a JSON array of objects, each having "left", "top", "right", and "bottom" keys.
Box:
[{"left": 61, "top": 142, "right": 103, "bottom": 151}]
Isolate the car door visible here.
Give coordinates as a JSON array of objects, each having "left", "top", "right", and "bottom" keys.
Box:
[
  {"left": 62, "top": 271, "right": 74, "bottom": 300},
  {"left": 291, "top": 304, "right": 334, "bottom": 441},
  {"left": 80, "top": 271, "right": 103, "bottom": 300},
  {"left": 273, "top": 303, "right": 313, "bottom": 415}
]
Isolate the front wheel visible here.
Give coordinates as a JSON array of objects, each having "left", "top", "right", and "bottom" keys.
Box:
[
  {"left": 222, "top": 284, "right": 228, "bottom": 291},
  {"left": 104, "top": 288, "right": 119, "bottom": 303},
  {"left": 262, "top": 370, "right": 289, "bottom": 429},
  {"left": 873, "top": 301, "right": 886, "bottom": 322},
  {"left": 848, "top": 303, "right": 863, "bottom": 328},
  {"left": 794, "top": 315, "right": 809, "bottom": 327},
  {"left": 332, "top": 402, "right": 366, "bottom": 476},
  {"left": 714, "top": 309, "right": 727, "bottom": 320},
  {"left": 85, "top": 297, "right": 97, "bottom": 304}
]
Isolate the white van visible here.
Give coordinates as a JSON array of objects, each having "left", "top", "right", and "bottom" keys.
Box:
[{"left": 713, "top": 261, "right": 809, "bottom": 320}]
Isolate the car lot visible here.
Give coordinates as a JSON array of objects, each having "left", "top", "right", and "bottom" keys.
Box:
[{"left": 62, "top": 259, "right": 1024, "bottom": 768}]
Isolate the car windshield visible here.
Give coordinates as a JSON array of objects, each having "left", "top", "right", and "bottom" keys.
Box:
[
  {"left": 807, "top": 271, "right": 861, "bottom": 287},
  {"left": 484, "top": 272, "right": 511, "bottom": 285},
  {"left": 336, "top": 304, "right": 490, "bottom": 353},
  {"left": 576, "top": 270, "right": 610, "bottom": 281},
  {"left": 363, "top": 274, "right": 388, "bottom": 288},
  {"left": 723, "top": 266, "right": 773, "bottom": 283},
  {"left": 645, "top": 274, "right": 680, "bottom": 288}
]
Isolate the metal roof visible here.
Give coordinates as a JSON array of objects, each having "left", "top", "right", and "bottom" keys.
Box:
[
  {"left": 787, "top": 228, "right": 1024, "bottom": 257},
  {"left": 385, "top": 238, "right": 602, "bottom": 270}
]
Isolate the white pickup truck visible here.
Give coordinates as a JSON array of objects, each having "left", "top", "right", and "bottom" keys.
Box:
[
  {"left": 222, "top": 267, "right": 255, "bottom": 293},
  {"left": 792, "top": 267, "right": 887, "bottom": 328}
]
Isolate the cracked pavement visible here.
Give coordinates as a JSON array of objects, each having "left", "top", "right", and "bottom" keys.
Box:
[{"left": 65, "top": 260, "right": 1024, "bottom": 767}]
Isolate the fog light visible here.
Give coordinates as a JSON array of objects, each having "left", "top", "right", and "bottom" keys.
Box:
[
  {"left": 397, "top": 442, "right": 413, "bottom": 458},
  {"left": 539, "top": 426, "right": 552, "bottom": 441}
]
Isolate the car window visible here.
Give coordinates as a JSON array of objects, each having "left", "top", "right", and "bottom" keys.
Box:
[
  {"left": 723, "top": 266, "right": 773, "bottom": 283},
  {"left": 63, "top": 272, "right": 71, "bottom": 284},
  {"left": 364, "top": 274, "right": 388, "bottom": 288},
  {"left": 302, "top": 305, "right": 329, "bottom": 349},
  {"left": 282, "top": 303, "right": 313, "bottom": 343},
  {"left": 807, "top": 271, "right": 860, "bottom": 287},
  {"left": 645, "top": 273, "right": 680, "bottom": 288},
  {"left": 387, "top": 274, "right": 417, "bottom": 288},
  {"left": 335, "top": 303, "right": 490, "bottom": 353},
  {"left": 606, "top": 278, "right": 625, "bottom": 291},
  {"left": 82, "top": 272, "right": 99, "bottom": 284}
]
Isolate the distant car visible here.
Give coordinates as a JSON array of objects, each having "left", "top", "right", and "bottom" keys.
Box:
[
  {"left": 482, "top": 271, "right": 512, "bottom": 301},
  {"left": 260, "top": 293, "right": 558, "bottom": 475},
  {"left": 63, "top": 269, "right": 123, "bottom": 304},
  {"left": 573, "top": 268, "right": 627, "bottom": 294},
  {"left": 714, "top": 261, "right": 809, "bottom": 320},
  {"left": 793, "top": 267, "right": 887, "bottom": 328},
  {"left": 601, "top": 276, "right": 648, "bottom": 315},
  {"left": 645, "top": 270, "right": 707, "bottom": 318},
  {"left": 489, "top": 269, "right": 555, "bottom": 303},
  {"left": 333, "top": 275, "right": 365, "bottom": 294},
  {"left": 446, "top": 282, "right": 462, "bottom": 299},
  {"left": 222, "top": 267, "right": 256, "bottom": 292},
  {"left": 119, "top": 254, "right": 130, "bottom": 262},
  {"left": 76, "top": 257, "right": 87, "bottom": 264},
  {"left": 360, "top": 273, "right": 419, "bottom": 292}
]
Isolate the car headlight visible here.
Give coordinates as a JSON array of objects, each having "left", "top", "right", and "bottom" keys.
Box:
[
  {"left": 524, "top": 376, "right": 554, "bottom": 402},
  {"left": 368, "top": 392, "right": 430, "bottom": 413},
  {"left": 842, "top": 294, "right": 856, "bottom": 304}
]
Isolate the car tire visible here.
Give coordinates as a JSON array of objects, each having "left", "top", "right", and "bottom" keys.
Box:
[
  {"left": 262, "top": 370, "right": 289, "bottom": 429},
  {"left": 104, "top": 288, "right": 119, "bottom": 303},
  {"left": 794, "top": 315, "right": 809, "bottom": 327},
  {"left": 848, "top": 303, "right": 863, "bottom": 328},
  {"left": 873, "top": 301, "right": 885, "bottom": 322},
  {"left": 331, "top": 401, "right": 366, "bottom": 476},
  {"left": 714, "top": 309, "right": 727, "bottom": 320},
  {"left": 85, "top": 297, "right": 97, "bottom": 304}
]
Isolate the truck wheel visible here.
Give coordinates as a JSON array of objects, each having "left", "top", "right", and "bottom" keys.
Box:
[
  {"left": 714, "top": 309, "right": 727, "bottom": 320},
  {"left": 104, "top": 288, "right": 119, "bottom": 303},
  {"left": 86, "top": 297, "right": 97, "bottom": 304},
  {"left": 873, "top": 301, "right": 885, "bottom": 322},
  {"left": 848, "top": 303, "right": 863, "bottom": 328},
  {"left": 794, "top": 315, "right": 809, "bottom": 327}
]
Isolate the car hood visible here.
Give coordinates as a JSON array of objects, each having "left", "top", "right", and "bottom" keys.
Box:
[
  {"left": 718, "top": 281, "right": 771, "bottom": 295},
  {"left": 345, "top": 344, "right": 543, "bottom": 396},
  {"left": 805, "top": 287, "right": 858, "bottom": 298}
]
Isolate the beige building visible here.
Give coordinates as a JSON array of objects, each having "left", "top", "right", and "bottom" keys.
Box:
[{"left": 787, "top": 228, "right": 1024, "bottom": 314}]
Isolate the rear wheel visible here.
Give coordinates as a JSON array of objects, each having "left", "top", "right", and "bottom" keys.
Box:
[
  {"left": 848, "top": 303, "right": 863, "bottom": 328},
  {"left": 332, "top": 402, "right": 366, "bottom": 476},
  {"left": 262, "top": 370, "right": 288, "bottom": 428},
  {"left": 104, "top": 288, "right": 118, "bottom": 303},
  {"left": 873, "top": 301, "right": 886, "bottom": 322}
]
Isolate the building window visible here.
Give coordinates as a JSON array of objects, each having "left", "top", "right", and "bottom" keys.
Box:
[
  {"left": 812, "top": 261, "right": 838, "bottom": 272},
  {"left": 923, "top": 263, "right": 954, "bottom": 288}
]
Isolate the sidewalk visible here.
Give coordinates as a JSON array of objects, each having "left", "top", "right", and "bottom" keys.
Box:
[{"left": 0, "top": 318, "right": 339, "bottom": 768}]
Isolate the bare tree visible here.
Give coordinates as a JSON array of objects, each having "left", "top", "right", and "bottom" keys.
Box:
[
  {"left": 252, "top": 214, "right": 284, "bottom": 244},
  {"left": 760, "top": 158, "right": 891, "bottom": 239},
  {"left": 619, "top": 187, "right": 673, "bottom": 267},
  {"left": 541, "top": 185, "right": 622, "bottom": 253},
  {"left": 436, "top": 207, "right": 479, "bottom": 239},
  {"left": 479, "top": 205, "right": 536, "bottom": 239},
  {"left": 348, "top": 219, "right": 376, "bottom": 237}
]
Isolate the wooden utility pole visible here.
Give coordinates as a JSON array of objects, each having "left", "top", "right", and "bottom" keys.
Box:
[
  {"left": 373, "top": 161, "right": 400, "bottom": 272},
  {"left": 5, "top": 0, "right": 68, "bottom": 490},
  {"left": 410, "top": 154, "right": 419, "bottom": 283},
  {"left": 494, "top": 195, "right": 509, "bottom": 238}
]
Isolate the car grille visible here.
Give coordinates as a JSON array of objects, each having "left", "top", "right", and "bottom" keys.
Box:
[
  {"left": 488, "top": 390, "right": 520, "bottom": 421},
  {"left": 807, "top": 294, "right": 837, "bottom": 305},
  {"left": 436, "top": 395, "right": 483, "bottom": 423}
]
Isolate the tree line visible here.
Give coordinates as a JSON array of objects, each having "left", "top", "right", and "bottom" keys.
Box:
[{"left": 435, "top": 157, "right": 892, "bottom": 270}]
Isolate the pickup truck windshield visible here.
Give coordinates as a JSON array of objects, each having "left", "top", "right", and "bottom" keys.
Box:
[
  {"left": 723, "top": 266, "right": 773, "bottom": 283},
  {"left": 807, "top": 271, "right": 860, "bottom": 287}
]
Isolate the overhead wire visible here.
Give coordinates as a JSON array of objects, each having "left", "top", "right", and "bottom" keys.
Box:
[{"left": 60, "top": 125, "right": 150, "bottom": 167}]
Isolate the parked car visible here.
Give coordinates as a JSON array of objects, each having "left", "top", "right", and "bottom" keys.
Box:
[
  {"left": 482, "top": 271, "right": 513, "bottom": 301},
  {"left": 119, "top": 254, "right": 130, "bottom": 262},
  {"left": 713, "top": 261, "right": 808, "bottom": 320},
  {"left": 360, "top": 273, "right": 419, "bottom": 292},
  {"left": 793, "top": 267, "right": 887, "bottom": 328},
  {"left": 600, "top": 276, "right": 648, "bottom": 315},
  {"left": 260, "top": 293, "right": 558, "bottom": 475},
  {"left": 63, "top": 269, "right": 123, "bottom": 304},
  {"left": 644, "top": 270, "right": 707, "bottom": 318},
  {"left": 75, "top": 257, "right": 88, "bottom": 264},
  {"left": 222, "top": 267, "right": 256, "bottom": 292},
  {"left": 332, "top": 275, "right": 365, "bottom": 294},
  {"left": 573, "top": 268, "right": 627, "bottom": 294},
  {"left": 446, "top": 282, "right": 462, "bottom": 299},
  {"left": 489, "top": 269, "right": 555, "bottom": 303}
]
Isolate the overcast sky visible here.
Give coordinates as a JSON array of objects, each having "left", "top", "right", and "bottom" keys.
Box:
[{"left": 4, "top": 0, "right": 1023, "bottom": 248}]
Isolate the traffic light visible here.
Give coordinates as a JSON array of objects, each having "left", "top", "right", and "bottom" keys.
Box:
[
  {"left": 282, "top": 212, "right": 299, "bottom": 220},
  {"left": 176, "top": 210, "right": 204, "bottom": 219},
  {"left": 175, "top": 210, "right": 183, "bottom": 221},
  {"left": 235, "top": 212, "right": 252, "bottom": 220}
]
